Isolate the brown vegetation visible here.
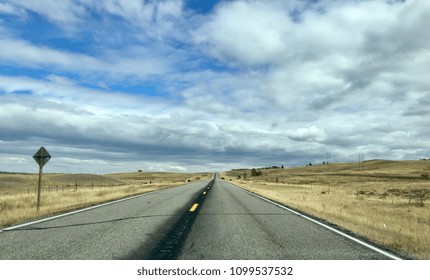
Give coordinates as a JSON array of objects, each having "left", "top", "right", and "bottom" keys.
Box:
[
  {"left": 0, "top": 172, "right": 209, "bottom": 228},
  {"left": 222, "top": 160, "right": 430, "bottom": 259}
]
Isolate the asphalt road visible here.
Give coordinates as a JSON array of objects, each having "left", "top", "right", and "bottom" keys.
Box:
[
  {"left": 0, "top": 175, "right": 397, "bottom": 260},
  {"left": 178, "top": 177, "right": 391, "bottom": 259},
  {"left": 0, "top": 179, "right": 211, "bottom": 259}
]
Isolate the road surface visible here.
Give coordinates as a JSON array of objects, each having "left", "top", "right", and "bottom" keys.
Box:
[
  {"left": 0, "top": 179, "right": 211, "bottom": 259},
  {"left": 0, "top": 175, "right": 398, "bottom": 259},
  {"left": 178, "top": 176, "right": 390, "bottom": 259}
]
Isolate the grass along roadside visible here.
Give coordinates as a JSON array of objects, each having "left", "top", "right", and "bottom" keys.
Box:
[
  {"left": 222, "top": 160, "right": 430, "bottom": 259},
  {"left": 0, "top": 172, "right": 210, "bottom": 229}
]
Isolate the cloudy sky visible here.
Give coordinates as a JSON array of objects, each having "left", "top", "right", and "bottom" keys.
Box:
[{"left": 0, "top": 0, "right": 429, "bottom": 174}]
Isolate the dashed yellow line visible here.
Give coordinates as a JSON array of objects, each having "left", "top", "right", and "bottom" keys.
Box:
[{"left": 189, "top": 203, "right": 199, "bottom": 212}]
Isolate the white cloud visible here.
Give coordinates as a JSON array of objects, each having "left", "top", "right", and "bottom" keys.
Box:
[
  {"left": 194, "top": 1, "right": 294, "bottom": 66},
  {"left": 0, "top": 38, "right": 101, "bottom": 69},
  {"left": 7, "top": 0, "right": 186, "bottom": 38},
  {"left": 0, "top": 38, "right": 170, "bottom": 80},
  {"left": 6, "top": 0, "right": 87, "bottom": 25},
  {"left": 288, "top": 126, "right": 327, "bottom": 142},
  {"left": 1, "top": 0, "right": 430, "bottom": 172},
  {"left": 0, "top": 2, "right": 20, "bottom": 15},
  {"left": 82, "top": 0, "right": 183, "bottom": 24}
]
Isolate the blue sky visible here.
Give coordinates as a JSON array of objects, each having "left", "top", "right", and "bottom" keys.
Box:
[{"left": 1, "top": 0, "right": 430, "bottom": 173}]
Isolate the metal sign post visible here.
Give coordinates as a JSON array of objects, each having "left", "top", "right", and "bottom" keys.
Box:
[{"left": 33, "top": 147, "right": 51, "bottom": 211}]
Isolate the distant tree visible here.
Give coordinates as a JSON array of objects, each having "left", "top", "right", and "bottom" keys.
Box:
[
  {"left": 251, "top": 168, "right": 263, "bottom": 176},
  {"left": 281, "top": 165, "right": 284, "bottom": 169}
]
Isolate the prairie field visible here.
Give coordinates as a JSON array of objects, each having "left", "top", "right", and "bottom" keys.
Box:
[
  {"left": 0, "top": 172, "right": 209, "bottom": 229},
  {"left": 222, "top": 160, "right": 430, "bottom": 259}
]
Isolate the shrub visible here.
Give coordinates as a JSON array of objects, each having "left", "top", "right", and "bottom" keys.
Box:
[{"left": 251, "top": 168, "right": 263, "bottom": 176}]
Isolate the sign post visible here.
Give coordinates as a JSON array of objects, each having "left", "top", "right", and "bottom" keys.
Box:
[{"left": 33, "top": 147, "right": 51, "bottom": 211}]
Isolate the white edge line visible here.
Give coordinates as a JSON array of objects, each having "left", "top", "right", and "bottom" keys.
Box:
[
  {"left": 0, "top": 188, "right": 167, "bottom": 233},
  {"left": 238, "top": 186, "right": 402, "bottom": 260}
]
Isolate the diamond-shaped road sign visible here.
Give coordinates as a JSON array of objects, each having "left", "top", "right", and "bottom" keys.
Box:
[{"left": 33, "top": 146, "right": 51, "bottom": 167}]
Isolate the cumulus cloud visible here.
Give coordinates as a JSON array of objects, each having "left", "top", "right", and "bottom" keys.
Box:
[
  {"left": 1, "top": 0, "right": 430, "bottom": 172},
  {"left": 194, "top": 1, "right": 294, "bottom": 66},
  {"left": 288, "top": 126, "right": 327, "bottom": 142}
]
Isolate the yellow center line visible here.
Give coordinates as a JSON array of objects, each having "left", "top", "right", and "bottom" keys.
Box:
[{"left": 189, "top": 203, "right": 199, "bottom": 212}]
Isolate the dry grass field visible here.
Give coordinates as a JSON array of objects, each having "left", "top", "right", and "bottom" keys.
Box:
[
  {"left": 222, "top": 160, "right": 430, "bottom": 259},
  {"left": 0, "top": 171, "right": 209, "bottom": 229}
]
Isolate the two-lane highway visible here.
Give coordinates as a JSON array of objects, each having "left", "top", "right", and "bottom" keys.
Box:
[
  {"left": 0, "top": 174, "right": 399, "bottom": 259},
  {"left": 0, "top": 178, "right": 211, "bottom": 259},
  {"left": 178, "top": 176, "right": 393, "bottom": 259}
]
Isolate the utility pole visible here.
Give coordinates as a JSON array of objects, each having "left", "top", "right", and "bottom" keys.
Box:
[{"left": 359, "top": 154, "right": 364, "bottom": 171}]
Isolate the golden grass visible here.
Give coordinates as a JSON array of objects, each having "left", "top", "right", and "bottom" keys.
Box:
[
  {"left": 0, "top": 172, "right": 209, "bottom": 228},
  {"left": 222, "top": 160, "right": 430, "bottom": 259}
]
